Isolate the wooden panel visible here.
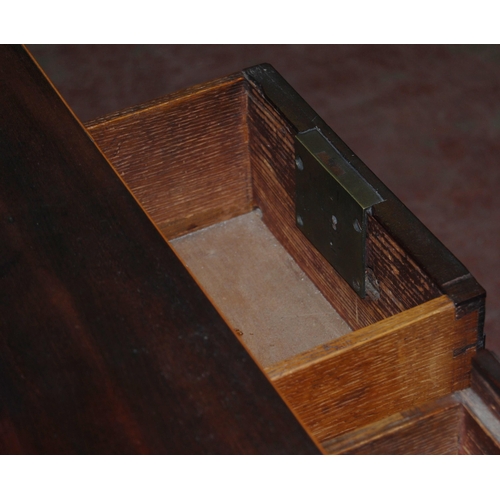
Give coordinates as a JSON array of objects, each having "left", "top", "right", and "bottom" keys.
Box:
[
  {"left": 458, "top": 387, "right": 500, "bottom": 454},
  {"left": 85, "top": 64, "right": 483, "bottom": 342},
  {"left": 86, "top": 74, "right": 252, "bottom": 239},
  {"left": 267, "top": 296, "right": 478, "bottom": 443},
  {"left": 460, "top": 411, "right": 500, "bottom": 455},
  {"left": 324, "top": 387, "right": 500, "bottom": 455},
  {"left": 0, "top": 45, "right": 320, "bottom": 454},
  {"left": 243, "top": 64, "right": 485, "bottom": 327},
  {"left": 366, "top": 215, "right": 440, "bottom": 311},
  {"left": 246, "top": 78, "right": 441, "bottom": 331},
  {"left": 171, "top": 210, "right": 351, "bottom": 368},
  {"left": 471, "top": 349, "right": 500, "bottom": 418},
  {"left": 322, "top": 395, "right": 462, "bottom": 455}
]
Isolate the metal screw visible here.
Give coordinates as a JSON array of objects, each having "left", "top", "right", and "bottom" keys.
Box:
[
  {"left": 353, "top": 219, "right": 362, "bottom": 233},
  {"left": 352, "top": 278, "right": 361, "bottom": 292},
  {"left": 296, "top": 214, "right": 304, "bottom": 226},
  {"left": 331, "top": 215, "right": 338, "bottom": 231},
  {"left": 295, "top": 156, "right": 304, "bottom": 171}
]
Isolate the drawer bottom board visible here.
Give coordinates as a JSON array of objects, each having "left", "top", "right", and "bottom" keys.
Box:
[{"left": 171, "top": 209, "right": 352, "bottom": 368}]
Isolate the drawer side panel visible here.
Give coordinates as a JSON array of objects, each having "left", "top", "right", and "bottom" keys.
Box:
[
  {"left": 246, "top": 78, "right": 441, "bottom": 330},
  {"left": 87, "top": 76, "right": 252, "bottom": 239},
  {"left": 268, "top": 296, "right": 477, "bottom": 443}
]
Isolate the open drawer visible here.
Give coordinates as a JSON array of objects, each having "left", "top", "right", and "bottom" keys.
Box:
[
  {"left": 1, "top": 45, "right": 497, "bottom": 453},
  {"left": 85, "top": 64, "right": 495, "bottom": 452}
]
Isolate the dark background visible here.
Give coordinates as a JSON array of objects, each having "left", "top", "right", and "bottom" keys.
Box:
[{"left": 27, "top": 44, "right": 500, "bottom": 356}]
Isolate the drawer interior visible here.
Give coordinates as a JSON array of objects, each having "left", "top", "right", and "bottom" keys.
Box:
[
  {"left": 171, "top": 209, "right": 351, "bottom": 368},
  {"left": 86, "top": 72, "right": 478, "bottom": 449},
  {"left": 86, "top": 75, "right": 441, "bottom": 333}
]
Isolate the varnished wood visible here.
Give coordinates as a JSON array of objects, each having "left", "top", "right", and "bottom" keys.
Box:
[
  {"left": 322, "top": 394, "right": 462, "bottom": 455},
  {"left": 459, "top": 411, "right": 500, "bottom": 454},
  {"left": 86, "top": 74, "right": 252, "bottom": 239},
  {"left": 8, "top": 45, "right": 494, "bottom": 453},
  {"left": 82, "top": 62, "right": 490, "bottom": 452},
  {"left": 85, "top": 63, "right": 485, "bottom": 389},
  {"left": 457, "top": 350, "right": 500, "bottom": 454},
  {"left": 471, "top": 349, "right": 500, "bottom": 419},
  {"left": 458, "top": 388, "right": 500, "bottom": 454},
  {"left": 0, "top": 45, "right": 320, "bottom": 454},
  {"left": 323, "top": 387, "right": 500, "bottom": 455},
  {"left": 86, "top": 66, "right": 462, "bottom": 338},
  {"left": 267, "top": 296, "right": 477, "bottom": 443}
]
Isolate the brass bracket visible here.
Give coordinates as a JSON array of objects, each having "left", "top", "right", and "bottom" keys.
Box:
[{"left": 295, "top": 129, "right": 384, "bottom": 298}]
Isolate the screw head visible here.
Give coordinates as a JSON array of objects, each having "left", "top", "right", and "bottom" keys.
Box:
[
  {"left": 352, "top": 278, "right": 361, "bottom": 292},
  {"left": 353, "top": 219, "right": 362, "bottom": 233},
  {"left": 331, "top": 215, "right": 338, "bottom": 231},
  {"left": 296, "top": 214, "right": 304, "bottom": 226}
]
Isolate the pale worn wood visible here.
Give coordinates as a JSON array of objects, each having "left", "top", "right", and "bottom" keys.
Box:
[
  {"left": 86, "top": 75, "right": 252, "bottom": 239},
  {"left": 267, "top": 295, "right": 478, "bottom": 443},
  {"left": 458, "top": 387, "right": 500, "bottom": 454},
  {"left": 322, "top": 394, "right": 462, "bottom": 455},
  {"left": 471, "top": 349, "right": 500, "bottom": 419},
  {"left": 246, "top": 80, "right": 442, "bottom": 331},
  {"left": 459, "top": 411, "right": 500, "bottom": 454},
  {"left": 171, "top": 210, "right": 352, "bottom": 368}
]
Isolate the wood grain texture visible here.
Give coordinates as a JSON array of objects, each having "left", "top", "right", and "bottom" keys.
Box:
[
  {"left": 366, "top": 215, "right": 441, "bottom": 311},
  {"left": 86, "top": 64, "right": 481, "bottom": 342},
  {"left": 0, "top": 45, "right": 320, "bottom": 454},
  {"left": 267, "top": 296, "right": 478, "bottom": 443},
  {"left": 324, "top": 387, "right": 500, "bottom": 454},
  {"left": 470, "top": 349, "right": 500, "bottom": 418},
  {"left": 77, "top": 61, "right": 490, "bottom": 452},
  {"left": 86, "top": 74, "right": 252, "bottom": 239},
  {"left": 458, "top": 388, "right": 500, "bottom": 454},
  {"left": 246, "top": 78, "right": 441, "bottom": 331},
  {"left": 322, "top": 394, "right": 462, "bottom": 455},
  {"left": 459, "top": 411, "right": 500, "bottom": 454},
  {"left": 243, "top": 64, "right": 485, "bottom": 341}
]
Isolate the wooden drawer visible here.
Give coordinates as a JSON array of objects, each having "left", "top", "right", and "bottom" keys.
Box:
[{"left": 1, "top": 45, "right": 498, "bottom": 453}]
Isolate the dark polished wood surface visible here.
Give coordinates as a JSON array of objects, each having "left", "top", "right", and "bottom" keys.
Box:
[{"left": 0, "top": 45, "right": 319, "bottom": 453}]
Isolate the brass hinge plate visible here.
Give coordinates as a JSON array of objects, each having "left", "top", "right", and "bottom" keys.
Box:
[{"left": 295, "top": 129, "right": 384, "bottom": 298}]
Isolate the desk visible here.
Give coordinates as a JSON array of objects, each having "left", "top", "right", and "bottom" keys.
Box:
[{"left": 1, "top": 45, "right": 498, "bottom": 454}]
